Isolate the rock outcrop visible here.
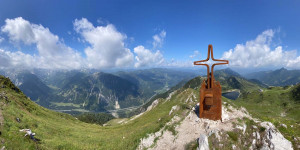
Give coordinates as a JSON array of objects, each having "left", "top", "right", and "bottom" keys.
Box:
[
  {"left": 259, "top": 122, "right": 293, "bottom": 150},
  {"left": 137, "top": 101, "right": 294, "bottom": 150},
  {"left": 138, "top": 101, "right": 252, "bottom": 150},
  {"left": 197, "top": 134, "right": 209, "bottom": 150}
]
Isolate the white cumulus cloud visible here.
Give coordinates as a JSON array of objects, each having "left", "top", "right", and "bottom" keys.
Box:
[
  {"left": 1, "top": 17, "right": 83, "bottom": 69},
  {"left": 0, "top": 49, "right": 37, "bottom": 69},
  {"left": 74, "top": 18, "right": 134, "bottom": 68},
  {"left": 1, "top": 17, "right": 35, "bottom": 44},
  {"left": 222, "top": 29, "right": 300, "bottom": 69},
  {"left": 133, "top": 30, "right": 167, "bottom": 68},
  {"left": 152, "top": 30, "right": 166, "bottom": 49},
  {"left": 134, "top": 45, "right": 164, "bottom": 68},
  {"left": 2, "top": 18, "right": 298, "bottom": 70}
]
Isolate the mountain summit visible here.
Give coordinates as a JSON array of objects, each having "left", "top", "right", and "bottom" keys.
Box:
[{"left": 245, "top": 68, "right": 300, "bottom": 86}]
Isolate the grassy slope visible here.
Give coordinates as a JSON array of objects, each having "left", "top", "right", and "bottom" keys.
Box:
[
  {"left": 217, "top": 76, "right": 262, "bottom": 92},
  {"left": 0, "top": 76, "right": 197, "bottom": 149},
  {"left": 234, "top": 85, "right": 300, "bottom": 146}
]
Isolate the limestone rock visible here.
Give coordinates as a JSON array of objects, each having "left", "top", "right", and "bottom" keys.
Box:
[
  {"left": 236, "top": 124, "right": 247, "bottom": 134},
  {"left": 197, "top": 134, "right": 209, "bottom": 150},
  {"left": 147, "top": 99, "right": 159, "bottom": 112},
  {"left": 260, "top": 122, "right": 293, "bottom": 150},
  {"left": 169, "top": 105, "right": 178, "bottom": 115}
]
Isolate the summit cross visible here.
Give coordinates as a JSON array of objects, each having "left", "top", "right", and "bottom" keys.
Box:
[{"left": 193, "top": 44, "right": 229, "bottom": 120}]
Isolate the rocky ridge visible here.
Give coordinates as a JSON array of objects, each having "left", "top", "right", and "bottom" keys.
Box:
[{"left": 137, "top": 98, "right": 294, "bottom": 150}]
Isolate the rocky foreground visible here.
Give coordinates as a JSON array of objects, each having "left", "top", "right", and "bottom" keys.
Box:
[{"left": 137, "top": 99, "right": 294, "bottom": 150}]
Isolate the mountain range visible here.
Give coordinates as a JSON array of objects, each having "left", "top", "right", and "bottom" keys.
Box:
[
  {"left": 0, "top": 68, "right": 298, "bottom": 149},
  {"left": 245, "top": 68, "right": 300, "bottom": 86},
  {"left": 0, "top": 68, "right": 198, "bottom": 113},
  {"left": 0, "top": 67, "right": 299, "bottom": 116}
]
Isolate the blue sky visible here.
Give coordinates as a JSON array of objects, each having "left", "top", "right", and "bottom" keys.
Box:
[{"left": 0, "top": 0, "right": 299, "bottom": 70}]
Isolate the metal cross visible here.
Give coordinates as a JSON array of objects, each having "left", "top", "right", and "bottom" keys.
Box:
[
  {"left": 194, "top": 44, "right": 228, "bottom": 88},
  {"left": 193, "top": 44, "right": 229, "bottom": 120}
]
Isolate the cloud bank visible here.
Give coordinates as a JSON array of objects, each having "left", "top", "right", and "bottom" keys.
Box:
[
  {"left": 0, "top": 17, "right": 299, "bottom": 70},
  {"left": 74, "top": 18, "right": 134, "bottom": 68},
  {"left": 222, "top": 29, "right": 300, "bottom": 68},
  {"left": 1, "top": 17, "right": 83, "bottom": 69},
  {"left": 0, "top": 17, "right": 168, "bottom": 70},
  {"left": 133, "top": 30, "right": 166, "bottom": 68},
  {"left": 134, "top": 46, "right": 164, "bottom": 68}
]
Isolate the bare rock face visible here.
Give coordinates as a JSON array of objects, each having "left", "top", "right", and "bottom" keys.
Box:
[
  {"left": 169, "top": 105, "right": 178, "bottom": 115},
  {"left": 197, "top": 134, "right": 209, "bottom": 150},
  {"left": 260, "top": 122, "right": 293, "bottom": 150},
  {"left": 129, "top": 99, "right": 160, "bottom": 122},
  {"left": 146, "top": 99, "right": 159, "bottom": 112},
  {"left": 138, "top": 129, "right": 163, "bottom": 149}
]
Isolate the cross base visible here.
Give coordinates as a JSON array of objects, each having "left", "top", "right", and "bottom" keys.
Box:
[{"left": 199, "top": 79, "right": 222, "bottom": 120}]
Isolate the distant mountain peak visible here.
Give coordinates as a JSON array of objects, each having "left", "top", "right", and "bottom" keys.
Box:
[
  {"left": 214, "top": 68, "right": 241, "bottom": 78},
  {"left": 278, "top": 67, "right": 287, "bottom": 71},
  {"left": 224, "top": 67, "right": 233, "bottom": 71},
  {"left": 244, "top": 68, "right": 300, "bottom": 86}
]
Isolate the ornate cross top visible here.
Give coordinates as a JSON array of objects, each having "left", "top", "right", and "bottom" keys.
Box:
[
  {"left": 194, "top": 44, "right": 228, "bottom": 88},
  {"left": 193, "top": 44, "right": 229, "bottom": 121}
]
